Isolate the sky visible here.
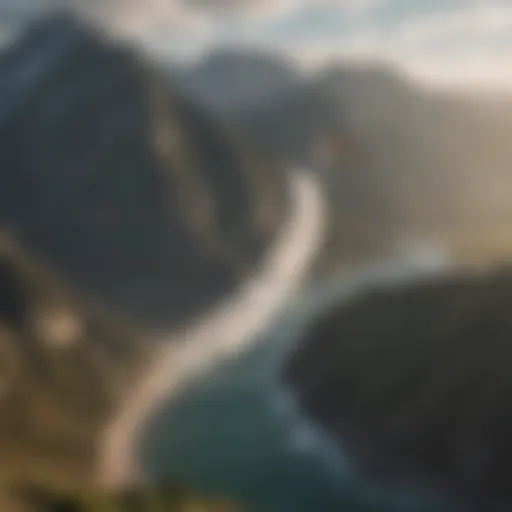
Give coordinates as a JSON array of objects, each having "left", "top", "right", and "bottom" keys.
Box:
[{"left": 2, "top": 0, "right": 512, "bottom": 89}]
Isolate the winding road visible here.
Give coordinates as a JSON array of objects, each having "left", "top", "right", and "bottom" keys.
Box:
[{"left": 99, "top": 168, "right": 327, "bottom": 488}]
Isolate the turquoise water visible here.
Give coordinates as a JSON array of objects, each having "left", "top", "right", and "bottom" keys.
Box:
[
  {"left": 141, "top": 260, "right": 457, "bottom": 512},
  {"left": 140, "top": 333, "right": 455, "bottom": 512}
]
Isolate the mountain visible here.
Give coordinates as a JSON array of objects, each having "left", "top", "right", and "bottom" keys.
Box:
[
  {"left": 0, "top": 14, "right": 288, "bottom": 329},
  {"left": 0, "top": 230, "right": 150, "bottom": 492},
  {"left": 170, "top": 48, "right": 302, "bottom": 116},
  {"left": 283, "top": 267, "right": 512, "bottom": 510},
  {"left": 0, "top": 13, "right": 292, "bottom": 507},
  {"left": 176, "top": 51, "right": 512, "bottom": 270}
]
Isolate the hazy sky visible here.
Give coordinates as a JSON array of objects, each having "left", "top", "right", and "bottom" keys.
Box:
[{"left": 2, "top": 0, "right": 512, "bottom": 88}]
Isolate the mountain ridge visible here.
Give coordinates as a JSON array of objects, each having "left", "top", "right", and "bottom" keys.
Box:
[
  {"left": 172, "top": 49, "right": 512, "bottom": 269},
  {"left": 0, "top": 14, "right": 288, "bottom": 329},
  {"left": 0, "top": 13, "right": 290, "bottom": 501}
]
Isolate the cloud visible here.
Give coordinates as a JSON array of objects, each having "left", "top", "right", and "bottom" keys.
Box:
[
  {"left": 173, "top": 0, "right": 386, "bottom": 22},
  {"left": 388, "top": 3, "right": 512, "bottom": 55},
  {"left": 368, "top": 2, "right": 512, "bottom": 89},
  {"left": 197, "top": 0, "right": 511, "bottom": 92},
  {"left": 180, "top": 0, "right": 295, "bottom": 15},
  {"left": 3, "top": 0, "right": 512, "bottom": 90},
  {"left": 0, "top": 0, "right": 386, "bottom": 41}
]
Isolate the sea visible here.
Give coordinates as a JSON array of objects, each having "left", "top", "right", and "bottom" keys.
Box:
[{"left": 140, "top": 248, "right": 461, "bottom": 512}]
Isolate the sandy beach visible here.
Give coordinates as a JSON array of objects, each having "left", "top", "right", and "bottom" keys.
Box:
[{"left": 98, "top": 168, "right": 327, "bottom": 488}]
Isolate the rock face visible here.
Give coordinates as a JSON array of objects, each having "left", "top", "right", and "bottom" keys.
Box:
[
  {"left": 0, "top": 14, "right": 287, "bottom": 329},
  {"left": 283, "top": 268, "right": 512, "bottom": 510}
]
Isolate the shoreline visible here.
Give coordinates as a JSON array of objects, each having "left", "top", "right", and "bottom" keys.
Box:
[{"left": 98, "top": 168, "right": 327, "bottom": 488}]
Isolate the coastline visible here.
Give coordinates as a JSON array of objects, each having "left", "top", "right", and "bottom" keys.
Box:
[{"left": 98, "top": 168, "right": 327, "bottom": 489}]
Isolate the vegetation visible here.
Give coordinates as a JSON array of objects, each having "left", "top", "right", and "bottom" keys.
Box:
[
  {"left": 0, "top": 232, "right": 150, "bottom": 488},
  {"left": 0, "top": 14, "right": 267, "bottom": 511},
  {"left": 3, "top": 481, "right": 242, "bottom": 512}
]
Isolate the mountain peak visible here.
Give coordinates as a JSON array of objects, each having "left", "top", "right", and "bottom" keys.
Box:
[{"left": 0, "top": 14, "right": 287, "bottom": 329}]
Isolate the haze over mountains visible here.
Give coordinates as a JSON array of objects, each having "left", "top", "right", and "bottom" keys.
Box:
[
  {"left": 173, "top": 49, "right": 512, "bottom": 269},
  {"left": 171, "top": 49, "right": 303, "bottom": 117},
  {"left": 5, "top": 7, "right": 512, "bottom": 512}
]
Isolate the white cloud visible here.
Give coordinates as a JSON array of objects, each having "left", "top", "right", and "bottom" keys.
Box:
[
  {"left": 400, "top": 52, "right": 512, "bottom": 92},
  {"left": 71, "top": 0, "right": 210, "bottom": 38},
  {"left": 389, "top": 3, "right": 512, "bottom": 53},
  {"left": 4, "top": 0, "right": 512, "bottom": 90},
  {"left": 267, "top": 1, "right": 512, "bottom": 91},
  {"left": 372, "top": 2, "right": 512, "bottom": 89},
  {"left": 169, "top": 0, "right": 385, "bottom": 22},
  {"left": 179, "top": 0, "right": 298, "bottom": 17}
]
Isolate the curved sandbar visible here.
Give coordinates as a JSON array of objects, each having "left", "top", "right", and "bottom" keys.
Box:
[{"left": 99, "top": 168, "right": 327, "bottom": 488}]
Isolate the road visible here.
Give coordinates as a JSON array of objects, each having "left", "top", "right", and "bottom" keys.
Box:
[{"left": 98, "top": 168, "right": 327, "bottom": 488}]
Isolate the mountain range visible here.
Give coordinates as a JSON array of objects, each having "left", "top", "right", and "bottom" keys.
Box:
[
  {"left": 173, "top": 50, "right": 512, "bottom": 269},
  {"left": 0, "top": 13, "right": 287, "bottom": 506},
  {"left": 5, "top": 9, "right": 512, "bottom": 511},
  {"left": 0, "top": 14, "right": 288, "bottom": 330}
]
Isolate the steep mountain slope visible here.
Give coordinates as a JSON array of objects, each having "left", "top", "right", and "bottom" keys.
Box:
[
  {"left": 0, "top": 231, "right": 149, "bottom": 490},
  {"left": 0, "top": 14, "right": 291, "bottom": 506},
  {"left": 240, "top": 60, "right": 512, "bottom": 230},
  {"left": 171, "top": 48, "right": 302, "bottom": 116},
  {"left": 284, "top": 267, "right": 512, "bottom": 510},
  {"left": 312, "top": 65, "right": 512, "bottom": 226},
  {"left": 0, "top": 14, "right": 287, "bottom": 329},
  {"left": 176, "top": 52, "right": 512, "bottom": 269}
]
